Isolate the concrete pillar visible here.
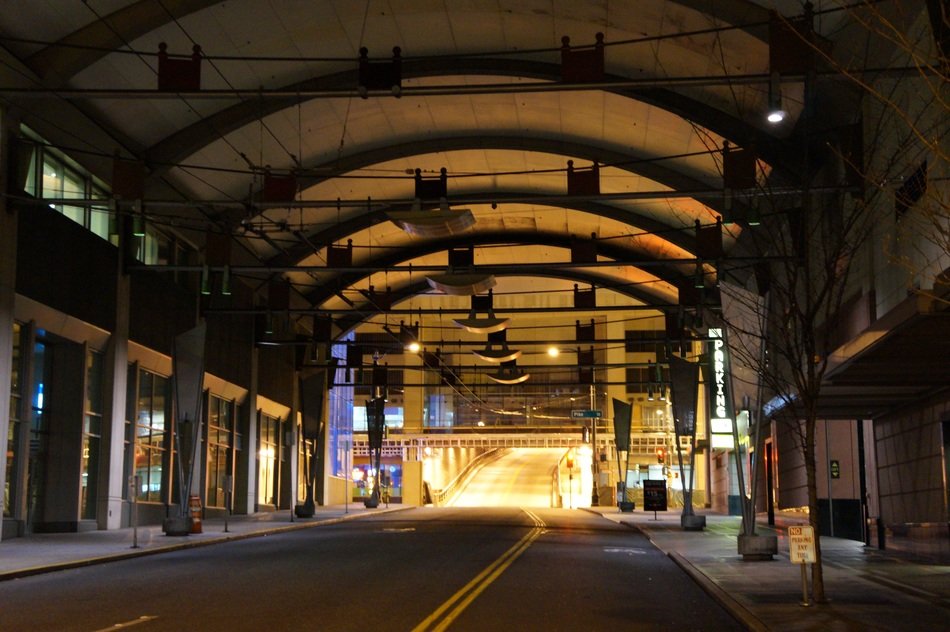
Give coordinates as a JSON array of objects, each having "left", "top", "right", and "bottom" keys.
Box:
[
  {"left": 284, "top": 372, "right": 300, "bottom": 509},
  {"left": 98, "top": 272, "right": 130, "bottom": 530},
  {"left": 0, "top": 109, "right": 15, "bottom": 539},
  {"left": 402, "top": 350, "right": 424, "bottom": 431},
  {"left": 238, "top": 346, "right": 259, "bottom": 514}
]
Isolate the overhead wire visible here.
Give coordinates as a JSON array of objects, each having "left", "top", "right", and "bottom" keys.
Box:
[{"left": 0, "top": 2, "right": 875, "bottom": 64}]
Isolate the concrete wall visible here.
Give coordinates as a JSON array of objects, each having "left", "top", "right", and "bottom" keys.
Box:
[
  {"left": 775, "top": 419, "right": 808, "bottom": 509},
  {"left": 874, "top": 395, "right": 949, "bottom": 532},
  {"left": 421, "top": 447, "right": 486, "bottom": 491}
]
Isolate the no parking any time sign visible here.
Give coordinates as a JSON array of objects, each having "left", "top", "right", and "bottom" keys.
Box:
[{"left": 788, "top": 526, "right": 816, "bottom": 564}]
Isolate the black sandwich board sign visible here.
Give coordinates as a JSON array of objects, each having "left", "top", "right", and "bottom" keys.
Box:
[{"left": 643, "top": 479, "right": 668, "bottom": 516}]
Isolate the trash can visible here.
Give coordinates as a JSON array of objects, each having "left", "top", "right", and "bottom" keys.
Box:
[{"left": 189, "top": 495, "right": 203, "bottom": 534}]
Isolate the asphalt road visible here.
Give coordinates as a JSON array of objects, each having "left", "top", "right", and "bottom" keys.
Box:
[{"left": 0, "top": 509, "right": 744, "bottom": 631}]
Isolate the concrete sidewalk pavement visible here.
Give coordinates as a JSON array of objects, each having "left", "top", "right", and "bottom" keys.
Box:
[
  {"left": 0, "top": 504, "right": 408, "bottom": 581},
  {"left": 590, "top": 507, "right": 950, "bottom": 632}
]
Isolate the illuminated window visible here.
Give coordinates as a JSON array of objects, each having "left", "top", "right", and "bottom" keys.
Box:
[
  {"left": 206, "top": 395, "right": 233, "bottom": 508},
  {"left": 258, "top": 413, "right": 279, "bottom": 506},
  {"left": 134, "top": 370, "right": 168, "bottom": 503}
]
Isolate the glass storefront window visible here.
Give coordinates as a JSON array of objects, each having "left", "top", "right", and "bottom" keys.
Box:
[
  {"left": 134, "top": 370, "right": 168, "bottom": 502},
  {"left": 81, "top": 351, "right": 103, "bottom": 520},
  {"left": 328, "top": 340, "right": 353, "bottom": 479},
  {"left": 258, "top": 413, "right": 279, "bottom": 506},
  {"left": 206, "top": 395, "right": 232, "bottom": 508}
]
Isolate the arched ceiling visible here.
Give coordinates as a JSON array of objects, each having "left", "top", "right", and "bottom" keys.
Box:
[{"left": 0, "top": 0, "right": 859, "bottom": 337}]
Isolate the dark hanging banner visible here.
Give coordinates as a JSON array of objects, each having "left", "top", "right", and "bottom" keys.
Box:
[
  {"left": 612, "top": 398, "right": 632, "bottom": 452},
  {"left": 300, "top": 368, "right": 327, "bottom": 441},
  {"left": 668, "top": 355, "right": 699, "bottom": 437}
]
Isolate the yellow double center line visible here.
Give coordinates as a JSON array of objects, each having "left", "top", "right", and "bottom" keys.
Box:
[{"left": 412, "top": 510, "right": 545, "bottom": 632}]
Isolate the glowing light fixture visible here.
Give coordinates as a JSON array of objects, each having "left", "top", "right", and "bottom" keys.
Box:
[
  {"left": 766, "top": 71, "right": 786, "bottom": 124},
  {"left": 200, "top": 264, "right": 211, "bottom": 295},
  {"left": 221, "top": 265, "right": 232, "bottom": 296},
  {"left": 131, "top": 200, "right": 146, "bottom": 237}
]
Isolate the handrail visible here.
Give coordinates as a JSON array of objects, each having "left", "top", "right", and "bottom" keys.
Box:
[{"left": 428, "top": 448, "right": 508, "bottom": 506}]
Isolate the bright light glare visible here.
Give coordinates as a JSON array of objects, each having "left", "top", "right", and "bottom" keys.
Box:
[
  {"left": 407, "top": 341, "right": 421, "bottom": 353},
  {"left": 767, "top": 110, "right": 786, "bottom": 124},
  {"left": 547, "top": 346, "right": 559, "bottom": 357}
]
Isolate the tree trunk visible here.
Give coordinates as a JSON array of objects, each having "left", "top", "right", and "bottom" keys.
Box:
[{"left": 804, "top": 415, "right": 826, "bottom": 602}]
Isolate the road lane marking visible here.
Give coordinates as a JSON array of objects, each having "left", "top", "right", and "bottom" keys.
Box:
[
  {"left": 412, "top": 510, "right": 544, "bottom": 632},
  {"left": 603, "top": 547, "right": 646, "bottom": 555},
  {"left": 94, "top": 615, "right": 158, "bottom": 631}
]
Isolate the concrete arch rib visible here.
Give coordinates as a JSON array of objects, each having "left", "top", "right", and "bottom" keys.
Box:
[
  {"left": 304, "top": 230, "right": 680, "bottom": 308},
  {"left": 269, "top": 192, "right": 698, "bottom": 269}
]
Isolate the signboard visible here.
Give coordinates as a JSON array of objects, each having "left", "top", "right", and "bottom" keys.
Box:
[
  {"left": 706, "top": 328, "right": 735, "bottom": 450},
  {"left": 830, "top": 460, "right": 840, "bottom": 479},
  {"left": 643, "top": 479, "right": 668, "bottom": 512},
  {"left": 571, "top": 409, "right": 602, "bottom": 418},
  {"left": 788, "top": 525, "right": 816, "bottom": 564}
]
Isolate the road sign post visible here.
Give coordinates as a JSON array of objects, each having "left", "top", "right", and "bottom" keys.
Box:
[
  {"left": 788, "top": 525, "right": 816, "bottom": 606},
  {"left": 570, "top": 409, "right": 602, "bottom": 419}
]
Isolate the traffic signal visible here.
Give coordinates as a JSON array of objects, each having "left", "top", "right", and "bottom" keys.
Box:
[
  {"left": 655, "top": 446, "right": 665, "bottom": 463},
  {"left": 566, "top": 456, "right": 575, "bottom": 469}
]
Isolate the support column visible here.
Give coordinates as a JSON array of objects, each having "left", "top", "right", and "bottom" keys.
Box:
[
  {"left": 284, "top": 372, "right": 300, "bottom": 510},
  {"left": 0, "top": 110, "right": 17, "bottom": 540},
  {"left": 239, "top": 346, "right": 259, "bottom": 514},
  {"left": 402, "top": 351, "right": 424, "bottom": 432},
  {"left": 98, "top": 247, "right": 131, "bottom": 530}
]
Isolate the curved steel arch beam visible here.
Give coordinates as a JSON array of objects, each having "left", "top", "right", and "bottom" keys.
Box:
[
  {"left": 26, "top": 1, "right": 769, "bottom": 85},
  {"left": 296, "top": 134, "right": 715, "bottom": 197},
  {"left": 26, "top": 0, "right": 221, "bottom": 83},
  {"left": 141, "top": 57, "right": 779, "bottom": 180},
  {"left": 269, "top": 191, "right": 698, "bottom": 269},
  {"left": 331, "top": 271, "right": 669, "bottom": 338},
  {"left": 306, "top": 229, "right": 684, "bottom": 307}
]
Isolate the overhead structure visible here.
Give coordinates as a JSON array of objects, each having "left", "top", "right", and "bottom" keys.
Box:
[
  {"left": 454, "top": 291, "right": 510, "bottom": 334},
  {"left": 0, "top": 1, "right": 889, "bottom": 410}
]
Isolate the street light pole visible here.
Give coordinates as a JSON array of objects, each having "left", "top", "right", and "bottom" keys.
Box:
[{"left": 590, "top": 383, "right": 600, "bottom": 506}]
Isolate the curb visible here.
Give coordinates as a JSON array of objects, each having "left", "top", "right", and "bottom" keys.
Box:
[
  {"left": 587, "top": 511, "right": 769, "bottom": 632},
  {"left": 0, "top": 506, "right": 411, "bottom": 582},
  {"left": 667, "top": 551, "right": 770, "bottom": 632}
]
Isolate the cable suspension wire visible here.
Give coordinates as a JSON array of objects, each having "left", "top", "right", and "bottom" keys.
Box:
[{"left": 2, "top": 1, "right": 871, "bottom": 63}]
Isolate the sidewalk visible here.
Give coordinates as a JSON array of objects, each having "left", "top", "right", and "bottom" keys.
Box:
[
  {"left": 589, "top": 507, "right": 950, "bottom": 632},
  {"left": 0, "top": 504, "right": 408, "bottom": 581}
]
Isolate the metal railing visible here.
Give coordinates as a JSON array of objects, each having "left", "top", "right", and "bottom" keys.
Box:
[{"left": 428, "top": 448, "right": 508, "bottom": 506}]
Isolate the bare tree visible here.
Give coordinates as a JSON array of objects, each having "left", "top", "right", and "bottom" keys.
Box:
[{"left": 717, "top": 1, "right": 946, "bottom": 603}]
